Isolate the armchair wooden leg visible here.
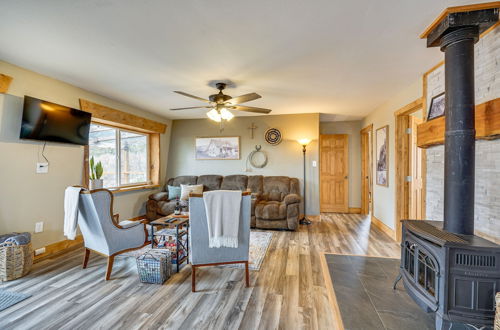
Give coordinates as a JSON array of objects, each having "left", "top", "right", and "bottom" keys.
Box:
[
  {"left": 105, "top": 256, "right": 115, "bottom": 281},
  {"left": 82, "top": 248, "right": 90, "bottom": 269},
  {"left": 191, "top": 265, "right": 196, "bottom": 292},
  {"left": 245, "top": 261, "right": 250, "bottom": 287}
]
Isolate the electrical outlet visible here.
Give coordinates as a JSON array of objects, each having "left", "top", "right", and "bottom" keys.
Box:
[
  {"left": 35, "top": 221, "right": 44, "bottom": 233},
  {"left": 36, "top": 162, "right": 49, "bottom": 174},
  {"left": 312, "top": 160, "right": 317, "bottom": 167},
  {"left": 34, "top": 247, "right": 46, "bottom": 256}
]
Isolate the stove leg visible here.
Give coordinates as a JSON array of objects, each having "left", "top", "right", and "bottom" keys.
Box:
[{"left": 392, "top": 273, "right": 402, "bottom": 290}]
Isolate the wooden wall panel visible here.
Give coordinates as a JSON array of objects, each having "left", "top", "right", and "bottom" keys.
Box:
[{"left": 417, "top": 98, "right": 500, "bottom": 148}]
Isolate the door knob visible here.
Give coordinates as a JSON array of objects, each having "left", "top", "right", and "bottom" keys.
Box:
[{"left": 344, "top": 176, "right": 348, "bottom": 179}]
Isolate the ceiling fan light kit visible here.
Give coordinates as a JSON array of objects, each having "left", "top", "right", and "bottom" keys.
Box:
[{"left": 171, "top": 82, "right": 272, "bottom": 126}]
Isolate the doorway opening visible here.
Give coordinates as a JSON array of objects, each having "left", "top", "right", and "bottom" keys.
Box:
[{"left": 394, "top": 99, "right": 426, "bottom": 241}]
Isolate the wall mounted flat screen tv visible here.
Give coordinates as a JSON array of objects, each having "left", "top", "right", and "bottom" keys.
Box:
[{"left": 20, "top": 96, "right": 92, "bottom": 145}]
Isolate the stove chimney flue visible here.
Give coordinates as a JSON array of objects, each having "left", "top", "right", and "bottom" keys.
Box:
[
  {"left": 441, "top": 27, "right": 478, "bottom": 235},
  {"left": 424, "top": 8, "right": 499, "bottom": 235}
]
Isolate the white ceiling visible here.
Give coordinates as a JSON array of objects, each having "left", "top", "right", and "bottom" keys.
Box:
[{"left": 0, "top": 0, "right": 487, "bottom": 120}]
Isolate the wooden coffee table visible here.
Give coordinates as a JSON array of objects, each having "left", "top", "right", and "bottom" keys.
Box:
[{"left": 150, "top": 214, "right": 189, "bottom": 272}]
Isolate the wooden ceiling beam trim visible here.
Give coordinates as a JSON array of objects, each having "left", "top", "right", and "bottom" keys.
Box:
[
  {"left": 79, "top": 99, "right": 167, "bottom": 134},
  {"left": 420, "top": 2, "right": 500, "bottom": 39}
]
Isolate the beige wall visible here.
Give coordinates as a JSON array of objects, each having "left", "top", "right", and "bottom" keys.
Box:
[
  {"left": 167, "top": 113, "right": 320, "bottom": 215},
  {"left": 0, "top": 61, "right": 172, "bottom": 249},
  {"left": 319, "top": 120, "right": 362, "bottom": 208},
  {"left": 361, "top": 79, "right": 422, "bottom": 230}
]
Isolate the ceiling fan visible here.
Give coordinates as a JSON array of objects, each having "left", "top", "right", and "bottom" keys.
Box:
[{"left": 171, "top": 82, "right": 272, "bottom": 122}]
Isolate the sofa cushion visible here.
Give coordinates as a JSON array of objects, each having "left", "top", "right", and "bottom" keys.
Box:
[
  {"left": 157, "top": 200, "right": 176, "bottom": 216},
  {"left": 167, "top": 185, "right": 181, "bottom": 199},
  {"left": 221, "top": 175, "right": 248, "bottom": 191},
  {"left": 255, "top": 201, "right": 286, "bottom": 220},
  {"left": 149, "top": 191, "right": 169, "bottom": 201},
  {"left": 172, "top": 176, "right": 198, "bottom": 186},
  {"left": 248, "top": 175, "right": 263, "bottom": 194},
  {"left": 180, "top": 184, "right": 203, "bottom": 200},
  {"left": 263, "top": 176, "right": 291, "bottom": 196},
  {"left": 197, "top": 175, "right": 223, "bottom": 191}
]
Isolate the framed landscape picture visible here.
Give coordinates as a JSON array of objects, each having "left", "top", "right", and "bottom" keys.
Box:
[
  {"left": 427, "top": 92, "right": 445, "bottom": 121},
  {"left": 195, "top": 136, "right": 240, "bottom": 160},
  {"left": 376, "top": 125, "right": 389, "bottom": 186}
]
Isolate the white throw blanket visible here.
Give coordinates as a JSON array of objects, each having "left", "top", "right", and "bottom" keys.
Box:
[
  {"left": 203, "top": 190, "right": 242, "bottom": 248},
  {"left": 64, "top": 186, "right": 83, "bottom": 240}
]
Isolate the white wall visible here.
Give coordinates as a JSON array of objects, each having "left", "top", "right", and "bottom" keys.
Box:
[
  {"left": 0, "top": 61, "right": 172, "bottom": 249},
  {"left": 167, "top": 113, "right": 320, "bottom": 215},
  {"left": 320, "top": 120, "right": 362, "bottom": 208},
  {"left": 361, "top": 79, "right": 422, "bottom": 229}
]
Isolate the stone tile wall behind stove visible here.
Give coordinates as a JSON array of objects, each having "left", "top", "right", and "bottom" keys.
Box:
[{"left": 425, "top": 25, "right": 500, "bottom": 241}]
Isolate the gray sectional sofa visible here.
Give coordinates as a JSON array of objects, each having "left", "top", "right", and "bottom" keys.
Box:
[{"left": 146, "top": 175, "right": 301, "bottom": 230}]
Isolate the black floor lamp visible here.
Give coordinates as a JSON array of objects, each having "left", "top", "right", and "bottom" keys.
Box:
[{"left": 298, "top": 138, "right": 312, "bottom": 225}]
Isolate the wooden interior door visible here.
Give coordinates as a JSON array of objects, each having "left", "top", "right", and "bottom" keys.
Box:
[
  {"left": 409, "top": 116, "right": 423, "bottom": 219},
  {"left": 320, "top": 134, "right": 349, "bottom": 213}
]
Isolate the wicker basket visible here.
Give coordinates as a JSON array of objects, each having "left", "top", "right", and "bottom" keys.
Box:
[
  {"left": 495, "top": 292, "right": 500, "bottom": 330},
  {"left": 136, "top": 250, "right": 172, "bottom": 284},
  {"left": 0, "top": 241, "right": 33, "bottom": 281}
]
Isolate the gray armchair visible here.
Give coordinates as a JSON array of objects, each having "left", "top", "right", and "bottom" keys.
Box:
[
  {"left": 188, "top": 192, "right": 251, "bottom": 292},
  {"left": 78, "top": 189, "right": 148, "bottom": 280}
]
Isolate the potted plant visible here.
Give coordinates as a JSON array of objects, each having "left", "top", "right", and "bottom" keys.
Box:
[{"left": 89, "top": 156, "right": 104, "bottom": 189}]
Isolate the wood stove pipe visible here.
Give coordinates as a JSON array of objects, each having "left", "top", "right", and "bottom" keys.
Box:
[
  {"left": 440, "top": 27, "right": 478, "bottom": 235},
  {"left": 424, "top": 8, "right": 499, "bottom": 235}
]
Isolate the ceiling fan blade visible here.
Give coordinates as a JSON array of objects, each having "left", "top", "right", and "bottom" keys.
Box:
[
  {"left": 225, "top": 93, "right": 261, "bottom": 105},
  {"left": 170, "top": 106, "right": 212, "bottom": 110},
  {"left": 232, "top": 105, "right": 272, "bottom": 114},
  {"left": 174, "top": 91, "right": 211, "bottom": 103}
]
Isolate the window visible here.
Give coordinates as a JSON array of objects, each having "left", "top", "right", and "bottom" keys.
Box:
[{"left": 89, "top": 123, "right": 149, "bottom": 188}]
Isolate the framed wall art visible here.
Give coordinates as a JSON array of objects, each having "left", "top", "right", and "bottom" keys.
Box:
[
  {"left": 376, "top": 125, "right": 389, "bottom": 186},
  {"left": 195, "top": 136, "right": 240, "bottom": 160}
]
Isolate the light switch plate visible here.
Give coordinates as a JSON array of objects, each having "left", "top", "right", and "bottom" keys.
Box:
[
  {"left": 36, "top": 162, "right": 49, "bottom": 174},
  {"left": 35, "top": 221, "right": 44, "bottom": 233},
  {"left": 312, "top": 160, "right": 317, "bottom": 167}
]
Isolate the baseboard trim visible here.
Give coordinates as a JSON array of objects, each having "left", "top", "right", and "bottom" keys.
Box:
[
  {"left": 371, "top": 215, "right": 396, "bottom": 241},
  {"left": 348, "top": 208, "right": 361, "bottom": 214},
  {"left": 34, "top": 235, "right": 84, "bottom": 263}
]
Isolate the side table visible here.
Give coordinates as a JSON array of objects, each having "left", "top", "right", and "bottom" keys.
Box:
[{"left": 150, "top": 215, "right": 189, "bottom": 272}]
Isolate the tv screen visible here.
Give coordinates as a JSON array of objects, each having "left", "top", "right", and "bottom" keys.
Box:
[{"left": 20, "top": 96, "right": 91, "bottom": 145}]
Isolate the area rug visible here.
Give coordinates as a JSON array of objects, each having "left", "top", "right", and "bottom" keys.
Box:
[
  {"left": 0, "top": 289, "right": 31, "bottom": 312},
  {"left": 121, "top": 231, "right": 273, "bottom": 271},
  {"left": 323, "top": 254, "right": 435, "bottom": 330}
]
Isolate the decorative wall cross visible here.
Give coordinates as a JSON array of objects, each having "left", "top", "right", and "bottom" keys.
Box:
[{"left": 248, "top": 122, "right": 257, "bottom": 139}]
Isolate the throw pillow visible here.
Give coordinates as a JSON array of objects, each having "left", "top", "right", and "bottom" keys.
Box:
[
  {"left": 167, "top": 185, "right": 181, "bottom": 200},
  {"left": 180, "top": 184, "right": 204, "bottom": 200}
]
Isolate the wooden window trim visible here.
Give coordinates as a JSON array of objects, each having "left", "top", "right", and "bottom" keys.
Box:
[{"left": 83, "top": 122, "right": 162, "bottom": 191}]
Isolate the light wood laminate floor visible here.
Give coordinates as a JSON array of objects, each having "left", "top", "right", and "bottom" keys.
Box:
[{"left": 0, "top": 213, "right": 400, "bottom": 330}]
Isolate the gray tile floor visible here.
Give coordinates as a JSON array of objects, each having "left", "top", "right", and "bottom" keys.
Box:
[{"left": 325, "top": 254, "right": 435, "bottom": 330}]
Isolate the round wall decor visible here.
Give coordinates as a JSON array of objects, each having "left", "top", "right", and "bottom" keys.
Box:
[
  {"left": 248, "top": 145, "right": 268, "bottom": 168},
  {"left": 264, "top": 128, "right": 282, "bottom": 145}
]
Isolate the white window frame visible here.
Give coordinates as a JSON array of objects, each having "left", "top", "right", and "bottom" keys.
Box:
[{"left": 89, "top": 122, "right": 150, "bottom": 189}]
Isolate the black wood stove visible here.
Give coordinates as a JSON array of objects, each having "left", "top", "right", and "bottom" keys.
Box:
[{"left": 397, "top": 8, "right": 500, "bottom": 330}]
